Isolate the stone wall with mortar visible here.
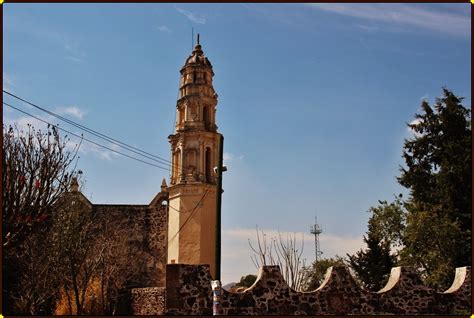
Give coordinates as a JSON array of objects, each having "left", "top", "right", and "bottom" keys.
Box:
[
  {"left": 132, "top": 264, "right": 471, "bottom": 315},
  {"left": 60, "top": 188, "right": 169, "bottom": 314},
  {"left": 131, "top": 287, "right": 166, "bottom": 315}
]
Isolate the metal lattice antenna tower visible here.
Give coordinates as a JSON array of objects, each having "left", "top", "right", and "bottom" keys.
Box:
[{"left": 310, "top": 216, "right": 323, "bottom": 263}]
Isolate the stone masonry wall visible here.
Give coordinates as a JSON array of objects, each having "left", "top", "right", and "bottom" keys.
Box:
[
  {"left": 165, "top": 264, "right": 214, "bottom": 315},
  {"left": 131, "top": 287, "right": 166, "bottom": 315},
  {"left": 92, "top": 190, "right": 168, "bottom": 289},
  {"left": 60, "top": 189, "right": 169, "bottom": 314},
  {"left": 132, "top": 264, "right": 471, "bottom": 315}
]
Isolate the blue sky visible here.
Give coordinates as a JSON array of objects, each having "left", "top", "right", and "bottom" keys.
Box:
[{"left": 3, "top": 3, "right": 471, "bottom": 284}]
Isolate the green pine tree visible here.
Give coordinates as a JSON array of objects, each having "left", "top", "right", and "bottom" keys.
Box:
[
  {"left": 398, "top": 88, "right": 471, "bottom": 289},
  {"left": 347, "top": 219, "right": 396, "bottom": 291}
]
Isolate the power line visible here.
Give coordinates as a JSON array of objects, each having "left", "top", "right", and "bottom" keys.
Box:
[
  {"left": 3, "top": 90, "right": 176, "bottom": 169},
  {"left": 170, "top": 185, "right": 211, "bottom": 240},
  {"left": 4, "top": 101, "right": 172, "bottom": 172},
  {"left": 168, "top": 203, "right": 194, "bottom": 213},
  {"left": 166, "top": 183, "right": 214, "bottom": 214},
  {"left": 168, "top": 185, "right": 213, "bottom": 242}
]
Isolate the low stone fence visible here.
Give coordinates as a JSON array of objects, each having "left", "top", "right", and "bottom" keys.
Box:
[
  {"left": 131, "top": 287, "right": 166, "bottom": 315},
  {"left": 132, "top": 264, "right": 471, "bottom": 315}
]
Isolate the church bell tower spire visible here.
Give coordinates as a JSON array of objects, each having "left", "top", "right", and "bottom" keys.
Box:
[
  {"left": 167, "top": 35, "right": 221, "bottom": 278},
  {"left": 170, "top": 34, "right": 219, "bottom": 184}
]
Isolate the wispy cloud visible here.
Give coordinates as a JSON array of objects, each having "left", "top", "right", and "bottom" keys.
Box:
[
  {"left": 56, "top": 106, "right": 86, "bottom": 120},
  {"left": 64, "top": 41, "right": 86, "bottom": 63},
  {"left": 356, "top": 24, "right": 380, "bottom": 32},
  {"left": 175, "top": 7, "right": 206, "bottom": 24},
  {"left": 5, "top": 14, "right": 87, "bottom": 62},
  {"left": 223, "top": 152, "right": 244, "bottom": 163},
  {"left": 3, "top": 72, "right": 15, "bottom": 92},
  {"left": 60, "top": 133, "right": 119, "bottom": 161},
  {"left": 4, "top": 110, "right": 118, "bottom": 162},
  {"left": 226, "top": 227, "right": 365, "bottom": 259},
  {"left": 64, "top": 56, "right": 85, "bottom": 63},
  {"left": 4, "top": 114, "right": 50, "bottom": 133},
  {"left": 64, "top": 133, "right": 123, "bottom": 161},
  {"left": 407, "top": 118, "right": 422, "bottom": 135},
  {"left": 79, "top": 142, "right": 120, "bottom": 161},
  {"left": 239, "top": 3, "right": 294, "bottom": 25},
  {"left": 157, "top": 25, "right": 172, "bottom": 33},
  {"left": 419, "top": 94, "right": 429, "bottom": 101},
  {"left": 307, "top": 4, "right": 470, "bottom": 37}
]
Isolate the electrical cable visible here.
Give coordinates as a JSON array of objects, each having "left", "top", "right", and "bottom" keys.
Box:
[
  {"left": 3, "top": 90, "right": 178, "bottom": 169},
  {"left": 6, "top": 101, "right": 217, "bottom": 237},
  {"left": 168, "top": 185, "right": 213, "bottom": 242},
  {"left": 4, "top": 101, "right": 172, "bottom": 172}
]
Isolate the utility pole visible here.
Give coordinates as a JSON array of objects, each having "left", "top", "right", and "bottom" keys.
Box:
[
  {"left": 214, "top": 134, "right": 226, "bottom": 281},
  {"left": 310, "top": 216, "right": 323, "bottom": 263}
]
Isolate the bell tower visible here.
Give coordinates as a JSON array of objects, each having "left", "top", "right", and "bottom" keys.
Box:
[{"left": 167, "top": 35, "right": 221, "bottom": 277}]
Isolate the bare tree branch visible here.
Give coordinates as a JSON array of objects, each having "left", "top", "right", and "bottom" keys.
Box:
[{"left": 248, "top": 227, "right": 306, "bottom": 291}]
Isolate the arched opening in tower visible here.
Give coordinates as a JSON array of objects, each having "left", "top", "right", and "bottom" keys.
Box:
[{"left": 205, "top": 147, "right": 212, "bottom": 183}]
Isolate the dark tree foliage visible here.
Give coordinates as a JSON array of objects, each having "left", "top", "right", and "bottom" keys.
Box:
[
  {"left": 346, "top": 197, "right": 402, "bottom": 291},
  {"left": 349, "top": 89, "right": 470, "bottom": 291},
  {"left": 235, "top": 274, "right": 257, "bottom": 288},
  {"left": 301, "top": 257, "right": 345, "bottom": 292},
  {"left": 398, "top": 88, "right": 471, "bottom": 289},
  {"left": 366, "top": 195, "right": 406, "bottom": 250},
  {"left": 399, "top": 88, "right": 471, "bottom": 234},
  {"left": 347, "top": 223, "right": 396, "bottom": 291},
  {"left": 52, "top": 194, "right": 100, "bottom": 315}
]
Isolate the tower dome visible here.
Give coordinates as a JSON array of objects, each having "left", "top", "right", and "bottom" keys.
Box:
[{"left": 182, "top": 35, "right": 213, "bottom": 68}]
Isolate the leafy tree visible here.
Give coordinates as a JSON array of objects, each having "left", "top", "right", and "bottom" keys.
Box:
[
  {"left": 399, "top": 201, "right": 466, "bottom": 288},
  {"left": 235, "top": 275, "right": 257, "bottom": 288},
  {"left": 301, "top": 257, "right": 345, "bottom": 292},
  {"left": 51, "top": 191, "right": 102, "bottom": 315},
  {"left": 10, "top": 226, "right": 62, "bottom": 315},
  {"left": 398, "top": 88, "right": 471, "bottom": 289},
  {"left": 95, "top": 215, "right": 146, "bottom": 315},
  {"left": 52, "top": 204, "right": 141, "bottom": 315},
  {"left": 366, "top": 195, "right": 406, "bottom": 250}
]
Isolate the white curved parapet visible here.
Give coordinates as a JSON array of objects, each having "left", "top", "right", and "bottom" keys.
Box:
[
  {"left": 377, "top": 267, "right": 402, "bottom": 293},
  {"left": 443, "top": 266, "right": 469, "bottom": 294}
]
